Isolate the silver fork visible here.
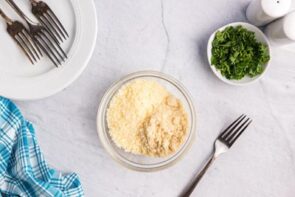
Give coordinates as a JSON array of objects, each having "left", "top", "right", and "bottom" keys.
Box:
[
  {"left": 30, "top": 0, "right": 69, "bottom": 42},
  {"left": 180, "top": 114, "right": 252, "bottom": 197},
  {"left": 0, "top": 8, "right": 40, "bottom": 64},
  {"left": 5, "top": 0, "right": 67, "bottom": 67}
]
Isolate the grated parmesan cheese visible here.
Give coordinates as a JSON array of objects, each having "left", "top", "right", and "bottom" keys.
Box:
[{"left": 107, "top": 79, "right": 188, "bottom": 157}]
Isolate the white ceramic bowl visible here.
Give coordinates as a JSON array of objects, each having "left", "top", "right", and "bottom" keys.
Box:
[{"left": 207, "top": 22, "right": 271, "bottom": 86}]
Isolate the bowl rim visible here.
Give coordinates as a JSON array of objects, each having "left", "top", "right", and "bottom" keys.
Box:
[
  {"left": 207, "top": 22, "right": 272, "bottom": 86},
  {"left": 96, "top": 70, "right": 196, "bottom": 172}
]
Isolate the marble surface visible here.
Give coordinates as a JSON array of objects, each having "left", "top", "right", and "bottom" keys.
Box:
[{"left": 14, "top": 0, "right": 295, "bottom": 196}]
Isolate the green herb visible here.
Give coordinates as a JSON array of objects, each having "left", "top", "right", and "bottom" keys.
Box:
[{"left": 211, "top": 25, "right": 270, "bottom": 80}]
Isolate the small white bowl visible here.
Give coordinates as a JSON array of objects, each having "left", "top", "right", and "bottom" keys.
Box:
[{"left": 207, "top": 22, "right": 271, "bottom": 86}]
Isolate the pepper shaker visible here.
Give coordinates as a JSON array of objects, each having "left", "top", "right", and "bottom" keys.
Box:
[
  {"left": 246, "top": 0, "right": 292, "bottom": 26},
  {"left": 265, "top": 11, "right": 295, "bottom": 46}
]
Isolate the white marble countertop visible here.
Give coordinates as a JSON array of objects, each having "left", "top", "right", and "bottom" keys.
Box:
[{"left": 15, "top": 0, "right": 295, "bottom": 196}]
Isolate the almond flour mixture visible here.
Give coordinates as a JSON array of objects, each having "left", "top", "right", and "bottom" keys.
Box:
[{"left": 107, "top": 79, "right": 188, "bottom": 157}]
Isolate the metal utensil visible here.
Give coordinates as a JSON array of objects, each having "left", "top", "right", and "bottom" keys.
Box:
[
  {"left": 0, "top": 8, "right": 40, "bottom": 64},
  {"left": 30, "top": 0, "right": 69, "bottom": 42},
  {"left": 180, "top": 114, "right": 252, "bottom": 197},
  {"left": 5, "top": 0, "right": 67, "bottom": 67}
]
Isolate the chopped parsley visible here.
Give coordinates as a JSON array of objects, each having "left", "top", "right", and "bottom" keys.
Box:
[{"left": 211, "top": 26, "right": 270, "bottom": 80}]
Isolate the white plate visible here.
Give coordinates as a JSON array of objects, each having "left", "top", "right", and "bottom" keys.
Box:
[
  {"left": 207, "top": 22, "right": 271, "bottom": 86},
  {"left": 0, "top": 0, "right": 97, "bottom": 100}
]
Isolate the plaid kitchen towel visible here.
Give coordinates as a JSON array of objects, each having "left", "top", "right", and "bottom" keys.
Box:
[{"left": 0, "top": 97, "right": 84, "bottom": 197}]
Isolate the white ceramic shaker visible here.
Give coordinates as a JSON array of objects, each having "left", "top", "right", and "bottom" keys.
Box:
[
  {"left": 246, "top": 0, "right": 292, "bottom": 26},
  {"left": 265, "top": 11, "right": 295, "bottom": 46}
]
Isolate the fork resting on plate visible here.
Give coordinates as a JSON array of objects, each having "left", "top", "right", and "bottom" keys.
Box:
[
  {"left": 5, "top": 0, "right": 68, "bottom": 67},
  {"left": 30, "top": 0, "right": 69, "bottom": 42},
  {"left": 2, "top": 0, "right": 68, "bottom": 67},
  {"left": 0, "top": 8, "right": 40, "bottom": 64}
]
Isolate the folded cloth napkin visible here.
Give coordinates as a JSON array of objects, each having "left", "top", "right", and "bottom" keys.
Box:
[{"left": 0, "top": 97, "right": 84, "bottom": 197}]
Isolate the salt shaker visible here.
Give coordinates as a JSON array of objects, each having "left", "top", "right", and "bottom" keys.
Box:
[
  {"left": 265, "top": 11, "right": 295, "bottom": 46},
  {"left": 246, "top": 0, "right": 292, "bottom": 26}
]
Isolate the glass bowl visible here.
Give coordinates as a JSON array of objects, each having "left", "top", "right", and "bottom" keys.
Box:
[{"left": 96, "top": 71, "right": 196, "bottom": 171}]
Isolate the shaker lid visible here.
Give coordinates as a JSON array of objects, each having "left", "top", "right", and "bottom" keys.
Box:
[{"left": 262, "top": 0, "right": 292, "bottom": 17}]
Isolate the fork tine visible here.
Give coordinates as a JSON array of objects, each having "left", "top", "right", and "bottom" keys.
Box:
[
  {"left": 36, "top": 38, "right": 58, "bottom": 67},
  {"left": 39, "top": 15, "right": 63, "bottom": 42},
  {"left": 229, "top": 119, "right": 252, "bottom": 146},
  {"left": 47, "top": 8, "right": 69, "bottom": 38},
  {"left": 17, "top": 33, "right": 37, "bottom": 62},
  {"left": 43, "top": 13, "right": 65, "bottom": 40},
  {"left": 223, "top": 115, "right": 247, "bottom": 141},
  {"left": 42, "top": 24, "right": 60, "bottom": 45},
  {"left": 35, "top": 35, "right": 60, "bottom": 67},
  {"left": 45, "top": 12, "right": 66, "bottom": 40},
  {"left": 21, "top": 29, "right": 40, "bottom": 60},
  {"left": 42, "top": 29, "right": 67, "bottom": 59},
  {"left": 226, "top": 117, "right": 250, "bottom": 142},
  {"left": 37, "top": 33, "right": 61, "bottom": 65},
  {"left": 13, "top": 35, "right": 34, "bottom": 64},
  {"left": 23, "top": 29, "right": 42, "bottom": 58},
  {"left": 220, "top": 114, "right": 246, "bottom": 138},
  {"left": 40, "top": 30, "right": 66, "bottom": 61}
]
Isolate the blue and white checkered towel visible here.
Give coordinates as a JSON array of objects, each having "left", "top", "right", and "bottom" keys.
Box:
[{"left": 0, "top": 97, "right": 84, "bottom": 197}]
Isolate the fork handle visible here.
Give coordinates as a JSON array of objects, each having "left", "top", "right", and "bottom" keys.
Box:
[
  {"left": 180, "top": 154, "right": 215, "bottom": 197},
  {"left": 0, "top": 8, "right": 13, "bottom": 24},
  {"left": 5, "top": 0, "right": 34, "bottom": 23}
]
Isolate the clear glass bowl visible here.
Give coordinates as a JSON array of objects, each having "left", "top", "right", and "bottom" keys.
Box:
[{"left": 96, "top": 71, "right": 196, "bottom": 171}]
